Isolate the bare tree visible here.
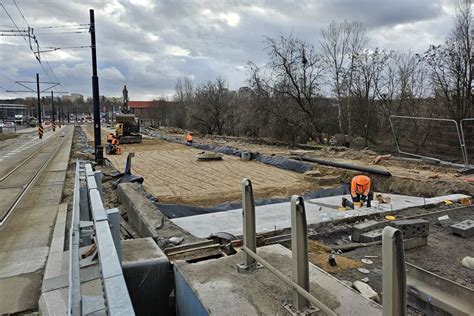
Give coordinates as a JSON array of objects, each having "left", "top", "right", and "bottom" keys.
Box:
[
  {"left": 248, "top": 34, "right": 326, "bottom": 142},
  {"left": 189, "top": 76, "right": 231, "bottom": 135},
  {"left": 351, "top": 48, "right": 390, "bottom": 144},
  {"left": 173, "top": 76, "right": 194, "bottom": 128},
  {"left": 422, "top": 0, "right": 472, "bottom": 121},
  {"left": 320, "top": 20, "right": 368, "bottom": 135}
]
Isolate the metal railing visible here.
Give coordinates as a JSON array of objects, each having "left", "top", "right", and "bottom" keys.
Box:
[
  {"left": 389, "top": 115, "right": 467, "bottom": 165},
  {"left": 68, "top": 161, "right": 134, "bottom": 315},
  {"left": 237, "top": 178, "right": 413, "bottom": 315},
  {"left": 237, "top": 178, "right": 335, "bottom": 315},
  {"left": 460, "top": 118, "right": 474, "bottom": 165}
]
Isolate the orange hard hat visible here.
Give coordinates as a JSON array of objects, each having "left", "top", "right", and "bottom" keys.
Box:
[{"left": 355, "top": 175, "right": 370, "bottom": 186}]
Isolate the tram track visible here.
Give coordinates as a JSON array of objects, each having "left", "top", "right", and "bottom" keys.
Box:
[{"left": 0, "top": 130, "right": 69, "bottom": 227}]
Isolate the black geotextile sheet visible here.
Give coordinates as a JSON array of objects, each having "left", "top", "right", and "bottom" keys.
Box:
[
  {"left": 144, "top": 130, "right": 313, "bottom": 173},
  {"left": 155, "top": 184, "right": 350, "bottom": 219}
]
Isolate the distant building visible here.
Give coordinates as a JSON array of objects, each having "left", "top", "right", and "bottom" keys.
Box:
[
  {"left": 0, "top": 104, "right": 27, "bottom": 123},
  {"left": 128, "top": 100, "right": 176, "bottom": 125},
  {"left": 61, "top": 93, "right": 84, "bottom": 103},
  {"left": 71, "top": 93, "right": 84, "bottom": 102}
]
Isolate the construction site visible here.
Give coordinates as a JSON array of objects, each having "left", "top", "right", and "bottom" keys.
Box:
[
  {"left": 0, "top": 1, "right": 474, "bottom": 315},
  {"left": 0, "top": 97, "right": 473, "bottom": 315}
]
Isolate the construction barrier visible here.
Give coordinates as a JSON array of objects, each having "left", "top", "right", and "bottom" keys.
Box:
[
  {"left": 460, "top": 118, "right": 474, "bottom": 165},
  {"left": 389, "top": 116, "right": 466, "bottom": 165}
]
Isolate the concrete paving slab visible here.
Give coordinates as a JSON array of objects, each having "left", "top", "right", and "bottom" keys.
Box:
[
  {"left": 0, "top": 271, "right": 43, "bottom": 314},
  {"left": 175, "top": 244, "right": 382, "bottom": 315},
  {"left": 0, "top": 246, "right": 49, "bottom": 278},
  {"left": 172, "top": 193, "right": 470, "bottom": 238},
  {"left": 0, "top": 127, "right": 73, "bottom": 314}
]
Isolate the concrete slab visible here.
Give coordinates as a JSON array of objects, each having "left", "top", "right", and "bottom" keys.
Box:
[
  {"left": 175, "top": 244, "right": 382, "bottom": 315},
  {"left": 0, "top": 271, "right": 43, "bottom": 314},
  {"left": 0, "top": 246, "right": 49, "bottom": 278},
  {"left": 172, "top": 193, "right": 470, "bottom": 238},
  {"left": 122, "top": 238, "right": 172, "bottom": 315},
  {"left": 0, "top": 127, "right": 73, "bottom": 314}
]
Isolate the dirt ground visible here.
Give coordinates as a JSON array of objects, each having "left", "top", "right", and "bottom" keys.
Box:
[
  {"left": 306, "top": 206, "right": 473, "bottom": 295},
  {"left": 83, "top": 125, "right": 321, "bottom": 206},
  {"left": 153, "top": 126, "right": 474, "bottom": 197}
]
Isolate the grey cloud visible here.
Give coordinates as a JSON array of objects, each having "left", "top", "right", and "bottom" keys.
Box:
[{"left": 0, "top": 0, "right": 457, "bottom": 100}]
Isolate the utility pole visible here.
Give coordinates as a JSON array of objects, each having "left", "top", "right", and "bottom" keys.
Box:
[
  {"left": 90, "top": 9, "right": 103, "bottom": 164},
  {"left": 51, "top": 91, "right": 56, "bottom": 131},
  {"left": 36, "top": 73, "right": 43, "bottom": 139}
]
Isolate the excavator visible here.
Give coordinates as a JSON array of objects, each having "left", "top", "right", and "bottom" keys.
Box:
[{"left": 114, "top": 85, "right": 142, "bottom": 144}]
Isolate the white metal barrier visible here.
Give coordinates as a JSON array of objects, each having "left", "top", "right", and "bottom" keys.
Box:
[
  {"left": 68, "top": 161, "right": 134, "bottom": 315},
  {"left": 389, "top": 115, "right": 467, "bottom": 165},
  {"left": 460, "top": 118, "right": 474, "bottom": 165}
]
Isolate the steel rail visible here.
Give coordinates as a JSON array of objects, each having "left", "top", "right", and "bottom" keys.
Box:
[
  {"left": 0, "top": 129, "right": 53, "bottom": 181},
  {"left": 0, "top": 130, "right": 69, "bottom": 226}
]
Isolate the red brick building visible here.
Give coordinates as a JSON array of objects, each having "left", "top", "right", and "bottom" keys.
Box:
[{"left": 129, "top": 100, "right": 177, "bottom": 125}]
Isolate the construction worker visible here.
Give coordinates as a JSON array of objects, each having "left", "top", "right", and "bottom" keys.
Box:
[
  {"left": 107, "top": 132, "right": 114, "bottom": 143},
  {"left": 106, "top": 136, "right": 122, "bottom": 155},
  {"left": 186, "top": 132, "right": 193, "bottom": 145},
  {"left": 350, "top": 175, "right": 373, "bottom": 207}
]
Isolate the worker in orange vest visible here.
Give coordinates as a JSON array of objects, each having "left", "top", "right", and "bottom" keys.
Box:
[
  {"left": 106, "top": 136, "right": 121, "bottom": 155},
  {"left": 107, "top": 132, "right": 114, "bottom": 143},
  {"left": 186, "top": 132, "right": 193, "bottom": 145},
  {"left": 350, "top": 175, "right": 373, "bottom": 207}
]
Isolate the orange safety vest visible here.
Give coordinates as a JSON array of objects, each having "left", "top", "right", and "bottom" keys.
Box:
[
  {"left": 351, "top": 175, "right": 371, "bottom": 197},
  {"left": 186, "top": 133, "right": 193, "bottom": 142}
]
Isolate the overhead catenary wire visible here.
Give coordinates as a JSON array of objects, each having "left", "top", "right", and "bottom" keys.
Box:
[
  {"left": 13, "top": 0, "right": 29, "bottom": 27},
  {"left": 33, "top": 23, "right": 89, "bottom": 30},
  {"left": 0, "top": 1, "right": 58, "bottom": 83}
]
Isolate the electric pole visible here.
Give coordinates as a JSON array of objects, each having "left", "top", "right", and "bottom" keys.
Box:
[
  {"left": 90, "top": 9, "right": 103, "bottom": 164},
  {"left": 36, "top": 73, "right": 43, "bottom": 139},
  {"left": 51, "top": 91, "right": 56, "bottom": 131}
]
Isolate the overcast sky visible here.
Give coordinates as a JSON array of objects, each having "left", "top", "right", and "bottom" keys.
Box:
[{"left": 0, "top": 0, "right": 460, "bottom": 100}]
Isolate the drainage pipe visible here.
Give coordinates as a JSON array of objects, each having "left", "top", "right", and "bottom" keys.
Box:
[{"left": 296, "top": 156, "right": 392, "bottom": 176}]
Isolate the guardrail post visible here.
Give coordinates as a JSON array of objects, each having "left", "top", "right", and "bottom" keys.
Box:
[
  {"left": 382, "top": 226, "right": 407, "bottom": 316},
  {"left": 237, "top": 178, "right": 257, "bottom": 272},
  {"left": 107, "top": 208, "right": 122, "bottom": 264},
  {"left": 290, "top": 195, "right": 311, "bottom": 313}
]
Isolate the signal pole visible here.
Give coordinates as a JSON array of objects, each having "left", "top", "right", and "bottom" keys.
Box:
[{"left": 90, "top": 9, "right": 103, "bottom": 164}]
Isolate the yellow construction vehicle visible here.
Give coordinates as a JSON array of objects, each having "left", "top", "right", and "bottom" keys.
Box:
[{"left": 114, "top": 85, "right": 142, "bottom": 144}]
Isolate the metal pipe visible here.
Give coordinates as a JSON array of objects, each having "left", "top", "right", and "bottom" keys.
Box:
[
  {"left": 290, "top": 195, "right": 310, "bottom": 310},
  {"left": 382, "top": 226, "right": 407, "bottom": 316},
  {"left": 242, "top": 246, "right": 336, "bottom": 316},
  {"left": 238, "top": 178, "right": 257, "bottom": 270},
  {"left": 298, "top": 156, "right": 392, "bottom": 176}
]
